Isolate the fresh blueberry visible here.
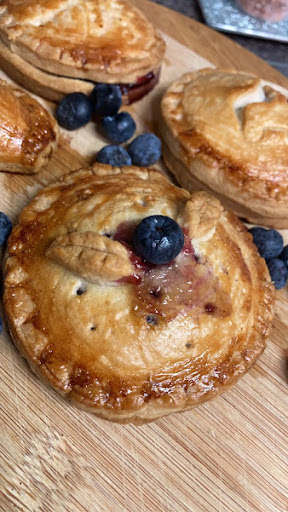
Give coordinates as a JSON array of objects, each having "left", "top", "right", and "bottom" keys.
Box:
[
  {"left": 0, "top": 212, "right": 12, "bottom": 246},
  {"left": 101, "top": 112, "right": 136, "bottom": 143},
  {"left": 249, "top": 227, "right": 283, "bottom": 259},
  {"left": 90, "top": 83, "right": 122, "bottom": 117},
  {"left": 96, "top": 145, "right": 132, "bottom": 167},
  {"left": 279, "top": 245, "right": 288, "bottom": 271},
  {"left": 128, "top": 133, "right": 161, "bottom": 166},
  {"left": 56, "top": 92, "right": 92, "bottom": 130},
  {"left": 132, "top": 215, "right": 184, "bottom": 265},
  {"left": 266, "top": 258, "right": 287, "bottom": 290}
]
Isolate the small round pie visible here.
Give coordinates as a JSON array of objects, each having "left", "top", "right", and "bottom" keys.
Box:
[
  {"left": 160, "top": 68, "right": 288, "bottom": 228},
  {"left": 0, "top": 79, "right": 58, "bottom": 173},
  {"left": 3, "top": 164, "right": 275, "bottom": 423},
  {"left": 0, "top": 0, "right": 165, "bottom": 103}
]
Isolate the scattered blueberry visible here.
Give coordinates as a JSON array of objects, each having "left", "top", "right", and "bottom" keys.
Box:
[
  {"left": 128, "top": 133, "right": 161, "bottom": 166},
  {"left": 132, "top": 215, "right": 184, "bottom": 265},
  {"left": 56, "top": 92, "right": 92, "bottom": 130},
  {"left": 266, "top": 258, "right": 287, "bottom": 290},
  {"left": 96, "top": 145, "right": 132, "bottom": 167},
  {"left": 90, "top": 83, "right": 122, "bottom": 117},
  {"left": 249, "top": 227, "right": 283, "bottom": 259},
  {"left": 101, "top": 112, "right": 136, "bottom": 143},
  {"left": 0, "top": 317, "right": 2, "bottom": 335},
  {"left": 0, "top": 212, "right": 12, "bottom": 246},
  {"left": 279, "top": 245, "right": 288, "bottom": 271}
]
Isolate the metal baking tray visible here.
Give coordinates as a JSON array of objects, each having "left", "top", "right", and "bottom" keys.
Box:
[{"left": 198, "top": 0, "right": 288, "bottom": 43}]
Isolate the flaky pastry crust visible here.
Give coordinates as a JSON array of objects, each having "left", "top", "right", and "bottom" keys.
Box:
[
  {"left": 0, "top": 39, "right": 95, "bottom": 102},
  {"left": 3, "top": 165, "right": 275, "bottom": 422},
  {"left": 160, "top": 68, "right": 288, "bottom": 228},
  {"left": 0, "top": 0, "right": 166, "bottom": 84},
  {"left": 0, "top": 79, "right": 58, "bottom": 173}
]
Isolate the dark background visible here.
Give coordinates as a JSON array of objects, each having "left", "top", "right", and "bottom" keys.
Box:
[{"left": 151, "top": 0, "right": 288, "bottom": 76}]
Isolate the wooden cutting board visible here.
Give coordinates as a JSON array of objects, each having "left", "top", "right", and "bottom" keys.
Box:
[{"left": 0, "top": 2, "right": 287, "bottom": 511}]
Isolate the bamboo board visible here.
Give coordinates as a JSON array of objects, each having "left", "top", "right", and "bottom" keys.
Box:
[{"left": 0, "top": 2, "right": 287, "bottom": 511}]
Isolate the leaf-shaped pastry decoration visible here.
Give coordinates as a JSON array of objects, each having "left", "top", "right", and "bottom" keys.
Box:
[
  {"left": 178, "top": 191, "right": 223, "bottom": 242},
  {"left": 46, "top": 231, "right": 133, "bottom": 285}
]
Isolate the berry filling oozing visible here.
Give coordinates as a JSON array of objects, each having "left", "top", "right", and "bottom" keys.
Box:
[
  {"left": 113, "top": 221, "right": 232, "bottom": 322},
  {"left": 118, "top": 69, "right": 161, "bottom": 104}
]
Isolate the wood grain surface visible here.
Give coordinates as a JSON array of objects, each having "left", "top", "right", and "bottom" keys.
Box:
[{"left": 0, "top": 2, "right": 288, "bottom": 511}]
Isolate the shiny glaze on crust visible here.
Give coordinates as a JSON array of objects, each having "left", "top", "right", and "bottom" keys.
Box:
[
  {"left": 0, "top": 0, "right": 166, "bottom": 83},
  {"left": 160, "top": 69, "right": 288, "bottom": 227},
  {"left": 0, "top": 80, "right": 57, "bottom": 170},
  {"left": 4, "top": 165, "right": 275, "bottom": 422}
]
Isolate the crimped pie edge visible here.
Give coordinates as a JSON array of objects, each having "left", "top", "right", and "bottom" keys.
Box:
[
  {"left": 160, "top": 68, "right": 288, "bottom": 226},
  {"left": 3, "top": 164, "right": 275, "bottom": 423},
  {"left": 0, "top": 0, "right": 166, "bottom": 83}
]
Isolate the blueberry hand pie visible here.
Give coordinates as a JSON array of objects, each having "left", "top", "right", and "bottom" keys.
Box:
[
  {"left": 0, "top": 79, "right": 58, "bottom": 173},
  {"left": 3, "top": 164, "right": 275, "bottom": 422},
  {"left": 0, "top": 0, "right": 165, "bottom": 103},
  {"left": 160, "top": 68, "right": 288, "bottom": 228}
]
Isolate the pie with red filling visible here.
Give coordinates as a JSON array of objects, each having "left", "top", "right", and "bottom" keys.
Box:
[
  {"left": 3, "top": 164, "right": 275, "bottom": 422},
  {"left": 0, "top": 0, "right": 165, "bottom": 103}
]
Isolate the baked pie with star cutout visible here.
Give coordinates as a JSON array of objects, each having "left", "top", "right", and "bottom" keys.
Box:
[{"left": 160, "top": 68, "right": 288, "bottom": 228}]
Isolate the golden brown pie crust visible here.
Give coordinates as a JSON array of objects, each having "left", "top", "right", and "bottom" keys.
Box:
[
  {"left": 0, "top": 0, "right": 166, "bottom": 84},
  {"left": 3, "top": 165, "right": 275, "bottom": 422},
  {"left": 160, "top": 68, "right": 288, "bottom": 228},
  {"left": 0, "top": 79, "right": 58, "bottom": 173},
  {"left": 0, "top": 39, "right": 95, "bottom": 102}
]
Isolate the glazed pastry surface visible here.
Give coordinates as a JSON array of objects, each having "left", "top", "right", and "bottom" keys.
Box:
[
  {"left": 4, "top": 165, "right": 275, "bottom": 422},
  {"left": 0, "top": 0, "right": 165, "bottom": 83},
  {"left": 0, "top": 79, "right": 58, "bottom": 173},
  {"left": 160, "top": 68, "right": 288, "bottom": 228}
]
